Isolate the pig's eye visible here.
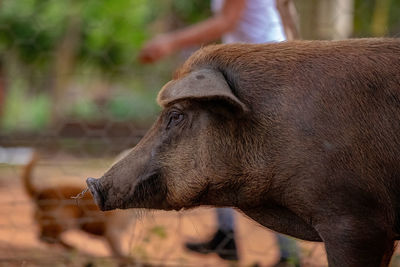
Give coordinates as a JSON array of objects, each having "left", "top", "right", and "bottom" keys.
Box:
[{"left": 166, "top": 111, "right": 184, "bottom": 129}]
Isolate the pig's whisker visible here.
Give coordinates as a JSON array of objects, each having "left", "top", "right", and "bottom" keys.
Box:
[{"left": 71, "top": 188, "right": 89, "bottom": 206}]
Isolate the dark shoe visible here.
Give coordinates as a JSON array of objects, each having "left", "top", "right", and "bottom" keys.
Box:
[{"left": 185, "top": 229, "right": 239, "bottom": 261}]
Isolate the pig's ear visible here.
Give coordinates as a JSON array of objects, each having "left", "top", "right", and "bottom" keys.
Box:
[{"left": 157, "top": 69, "right": 248, "bottom": 113}]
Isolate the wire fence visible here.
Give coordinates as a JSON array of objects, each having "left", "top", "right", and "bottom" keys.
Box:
[{"left": 0, "top": 0, "right": 399, "bottom": 266}]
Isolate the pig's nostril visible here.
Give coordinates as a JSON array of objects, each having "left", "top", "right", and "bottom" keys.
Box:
[{"left": 86, "top": 177, "right": 105, "bottom": 211}]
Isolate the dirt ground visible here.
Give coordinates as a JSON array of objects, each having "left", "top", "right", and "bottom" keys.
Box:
[{"left": 0, "top": 153, "right": 399, "bottom": 267}]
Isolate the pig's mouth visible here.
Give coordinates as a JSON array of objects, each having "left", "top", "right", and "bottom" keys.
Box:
[
  {"left": 87, "top": 172, "right": 170, "bottom": 211},
  {"left": 86, "top": 177, "right": 106, "bottom": 211}
]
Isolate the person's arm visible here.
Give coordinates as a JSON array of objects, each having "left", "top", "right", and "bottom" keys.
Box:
[
  {"left": 139, "top": 0, "right": 246, "bottom": 64},
  {"left": 276, "top": 0, "right": 300, "bottom": 41}
]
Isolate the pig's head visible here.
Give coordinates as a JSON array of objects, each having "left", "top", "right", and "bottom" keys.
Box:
[{"left": 86, "top": 68, "right": 264, "bottom": 212}]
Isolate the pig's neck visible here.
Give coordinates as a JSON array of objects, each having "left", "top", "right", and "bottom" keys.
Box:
[{"left": 239, "top": 204, "right": 322, "bottom": 242}]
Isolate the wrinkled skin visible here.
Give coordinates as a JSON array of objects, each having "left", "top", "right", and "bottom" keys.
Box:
[{"left": 87, "top": 39, "right": 400, "bottom": 267}]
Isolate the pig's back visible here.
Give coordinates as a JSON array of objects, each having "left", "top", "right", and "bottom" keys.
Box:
[{"left": 181, "top": 39, "right": 400, "bottom": 230}]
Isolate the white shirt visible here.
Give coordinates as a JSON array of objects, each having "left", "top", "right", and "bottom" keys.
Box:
[{"left": 211, "top": 0, "right": 286, "bottom": 44}]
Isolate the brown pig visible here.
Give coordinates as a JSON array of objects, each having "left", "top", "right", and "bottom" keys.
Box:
[{"left": 87, "top": 38, "right": 400, "bottom": 267}]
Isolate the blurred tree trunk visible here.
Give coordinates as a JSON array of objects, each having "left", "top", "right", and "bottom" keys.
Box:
[
  {"left": 296, "top": 0, "right": 320, "bottom": 39},
  {"left": 0, "top": 59, "right": 5, "bottom": 122},
  {"left": 296, "top": 0, "right": 354, "bottom": 40},
  {"left": 371, "top": 0, "right": 390, "bottom": 36},
  {"left": 50, "top": 0, "right": 81, "bottom": 126},
  {"left": 0, "top": 0, "right": 6, "bottom": 123}
]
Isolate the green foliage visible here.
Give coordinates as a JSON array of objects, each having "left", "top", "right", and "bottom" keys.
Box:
[
  {"left": 171, "top": 0, "right": 211, "bottom": 24},
  {"left": 79, "top": 0, "right": 157, "bottom": 73},
  {"left": 0, "top": 0, "right": 159, "bottom": 71},
  {"left": 388, "top": 0, "right": 400, "bottom": 36},
  {"left": 66, "top": 90, "right": 160, "bottom": 122},
  {"left": 68, "top": 98, "right": 102, "bottom": 121},
  {"left": 107, "top": 92, "right": 159, "bottom": 122},
  {"left": 354, "top": 0, "right": 400, "bottom": 37},
  {"left": 1, "top": 80, "right": 50, "bottom": 132},
  {"left": 0, "top": 0, "right": 169, "bottom": 132},
  {"left": 354, "top": 0, "right": 375, "bottom": 37},
  {"left": 0, "top": 0, "right": 68, "bottom": 65}
]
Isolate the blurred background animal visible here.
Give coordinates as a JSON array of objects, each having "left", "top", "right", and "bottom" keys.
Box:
[{"left": 21, "top": 151, "right": 135, "bottom": 261}]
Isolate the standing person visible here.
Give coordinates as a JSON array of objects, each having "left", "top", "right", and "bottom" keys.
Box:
[
  {"left": 139, "top": 0, "right": 299, "bottom": 64},
  {"left": 138, "top": 1, "right": 300, "bottom": 266}
]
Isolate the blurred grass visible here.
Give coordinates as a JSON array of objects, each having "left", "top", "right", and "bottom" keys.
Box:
[
  {"left": 2, "top": 81, "right": 51, "bottom": 132},
  {"left": 66, "top": 91, "right": 160, "bottom": 123},
  {"left": 1, "top": 76, "right": 162, "bottom": 132}
]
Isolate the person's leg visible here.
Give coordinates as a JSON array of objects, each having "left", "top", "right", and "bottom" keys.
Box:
[
  {"left": 185, "top": 208, "right": 239, "bottom": 261},
  {"left": 216, "top": 207, "right": 234, "bottom": 231},
  {"left": 275, "top": 234, "right": 300, "bottom": 267}
]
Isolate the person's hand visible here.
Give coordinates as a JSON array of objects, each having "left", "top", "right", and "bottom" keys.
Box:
[{"left": 138, "top": 34, "right": 175, "bottom": 64}]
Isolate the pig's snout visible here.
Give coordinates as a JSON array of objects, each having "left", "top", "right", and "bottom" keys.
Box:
[{"left": 86, "top": 177, "right": 106, "bottom": 211}]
